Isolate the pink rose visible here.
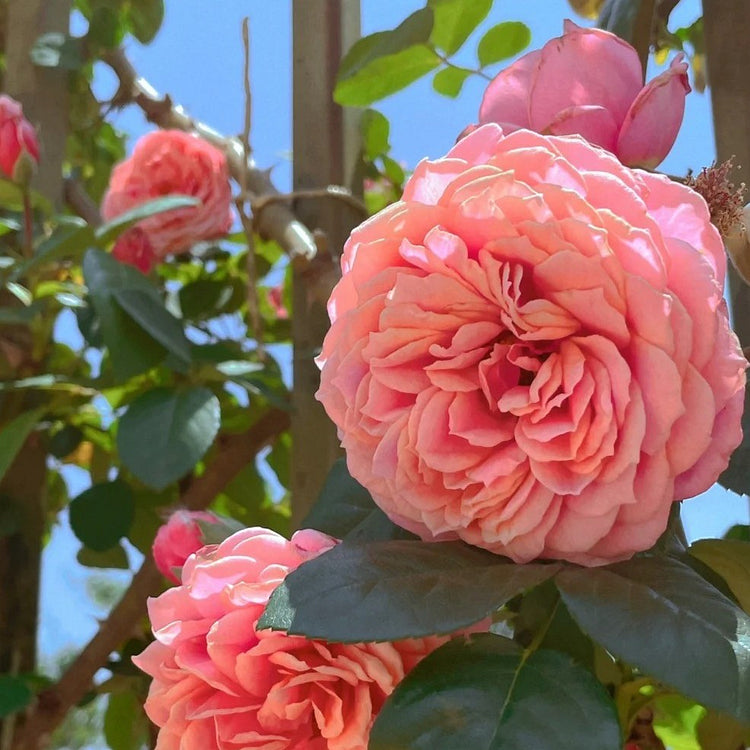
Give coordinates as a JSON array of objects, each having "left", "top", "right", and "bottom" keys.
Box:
[
  {"left": 0, "top": 94, "right": 40, "bottom": 183},
  {"left": 134, "top": 527, "right": 447, "bottom": 750},
  {"left": 152, "top": 510, "right": 223, "bottom": 583},
  {"left": 316, "top": 124, "right": 746, "bottom": 566},
  {"left": 478, "top": 20, "right": 690, "bottom": 169},
  {"left": 102, "top": 130, "right": 233, "bottom": 258},
  {"left": 112, "top": 226, "right": 158, "bottom": 274}
]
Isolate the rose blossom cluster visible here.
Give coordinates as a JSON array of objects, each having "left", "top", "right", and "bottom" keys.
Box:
[
  {"left": 102, "top": 130, "right": 233, "bottom": 272},
  {"left": 136, "top": 526, "right": 448, "bottom": 750},
  {"left": 316, "top": 122, "right": 746, "bottom": 566}
]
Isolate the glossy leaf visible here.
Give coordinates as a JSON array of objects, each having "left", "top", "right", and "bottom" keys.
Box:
[
  {"left": 0, "top": 409, "right": 44, "bottom": 483},
  {"left": 69, "top": 480, "right": 135, "bottom": 552},
  {"left": 301, "top": 457, "right": 414, "bottom": 543},
  {"left": 83, "top": 249, "right": 190, "bottom": 380},
  {"left": 370, "top": 635, "right": 621, "bottom": 750},
  {"left": 0, "top": 675, "right": 33, "bottom": 718},
  {"left": 477, "top": 21, "right": 531, "bottom": 66},
  {"left": 557, "top": 556, "right": 750, "bottom": 723},
  {"left": 690, "top": 539, "right": 750, "bottom": 612},
  {"left": 428, "top": 0, "right": 492, "bottom": 55},
  {"left": 117, "top": 387, "right": 220, "bottom": 490},
  {"left": 94, "top": 195, "right": 199, "bottom": 245},
  {"left": 258, "top": 539, "right": 559, "bottom": 641},
  {"left": 432, "top": 65, "right": 473, "bottom": 97},
  {"left": 335, "top": 44, "right": 441, "bottom": 106}
]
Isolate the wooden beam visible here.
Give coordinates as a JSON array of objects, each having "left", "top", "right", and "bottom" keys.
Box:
[{"left": 291, "top": 0, "right": 362, "bottom": 525}]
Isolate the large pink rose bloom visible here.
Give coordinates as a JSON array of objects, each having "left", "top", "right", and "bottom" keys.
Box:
[
  {"left": 134, "top": 527, "right": 447, "bottom": 750},
  {"left": 478, "top": 20, "right": 690, "bottom": 169},
  {"left": 316, "top": 125, "right": 746, "bottom": 566},
  {"left": 102, "top": 130, "right": 233, "bottom": 258}
]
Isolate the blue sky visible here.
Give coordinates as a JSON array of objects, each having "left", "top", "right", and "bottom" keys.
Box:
[{"left": 41, "top": 0, "right": 748, "bottom": 659}]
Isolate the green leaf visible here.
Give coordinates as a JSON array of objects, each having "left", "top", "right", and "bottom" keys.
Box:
[
  {"left": 369, "top": 635, "right": 622, "bottom": 750},
  {"left": 477, "top": 21, "right": 531, "bottom": 66},
  {"left": 690, "top": 539, "right": 750, "bottom": 613},
  {"left": 30, "top": 32, "right": 83, "bottom": 70},
  {"left": 361, "top": 109, "right": 391, "bottom": 160},
  {"left": 432, "top": 66, "right": 473, "bottom": 97},
  {"left": 83, "top": 249, "right": 190, "bottom": 380},
  {"left": 301, "top": 457, "right": 414, "bottom": 543},
  {"left": 719, "top": 384, "right": 750, "bottom": 495},
  {"left": 339, "top": 8, "right": 434, "bottom": 80},
  {"left": 335, "top": 44, "right": 441, "bottom": 106},
  {"left": 76, "top": 543, "right": 130, "bottom": 569},
  {"left": 726, "top": 525, "right": 750, "bottom": 542},
  {"left": 557, "top": 556, "right": 750, "bottom": 723},
  {"left": 0, "top": 675, "right": 33, "bottom": 718},
  {"left": 0, "top": 409, "right": 44, "bottom": 483},
  {"left": 49, "top": 425, "right": 84, "bottom": 459},
  {"left": 127, "top": 0, "right": 165, "bottom": 44},
  {"left": 178, "top": 278, "right": 243, "bottom": 320},
  {"left": 94, "top": 195, "right": 199, "bottom": 245},
  {"left": 258, "top": 539, "right": 559, "bottom": 642},
  {"left": 117, "top": 387, "right": 220, "bottom": 490},
  {"left": 428, "top": 0, "right": 492, "bottom": 55},
  {"left": 651, "top": 694, "right": 705, "bottom": 750},
  {"left": 14, "top": 219, "right": 94, "bottom": 278},
  {"left": 87, "top": 5, "right": 123, "bottom": 48},
  {"left": 104, "top": 691, "right": 149, "bottom": 750},
  {"left": 69, "top": 480, "right": 135, "bottom": 551}
]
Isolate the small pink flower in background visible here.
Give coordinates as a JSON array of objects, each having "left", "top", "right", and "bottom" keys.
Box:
[
  {"left": 316, "top": 124, "right": 746, "bottom": 566},
  {"left": 477, "top": 20, "right": 690, "bottom": 169},
  {"left": 102, "top": 129, "right": 233, "bottom": 260},
  {"left": 112, "top": 227, "right": 158, "bottom": 274},
  {"left": 135, "top": 527, "right": 448, "bottom": 750},
  {"left": 267, "top": 284, "right": 289, "bottom": 319},
  {"left": 152, "top": 510, "right": 222, "bottom": 583},
  {"left": 0, "top": 94, "right": 40, "bottom": 183}
]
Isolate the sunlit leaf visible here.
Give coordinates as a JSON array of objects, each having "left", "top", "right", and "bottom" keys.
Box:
[
  {"left": 428, "top": 0, "right": 492, "bottom": 55},
  {"left": 432, "top": 65, "right": 473, "bottom": 97},
  {"left": 477, "top": 21, "right": 531, "bottom": 66}
]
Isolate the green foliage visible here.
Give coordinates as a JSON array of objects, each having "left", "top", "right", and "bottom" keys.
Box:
[
  {"left": 69, "top": 480, "right": 135, "bottom": 551},
  {"left": 0, "top": 408, "right": 44, "bottom": 483},
  {"left": 104, "top": 691, "right": 150, "bottom": 750},
  {"left": 0, "top": 675, "right": 33, "bottom": 718},
  {"left": 369, "top": 635, "right": 622, "bottom": 750},
  {"left": 477, "top": 21, "right": 531, "bottom": 65},
  {"left": 259, "top": 539, "right": 559, "bottom": 641},
  {"left": 432, "top": 65, "right": 473, "bottom": 97},
  {"left": 689, "top": 539, "right": 750, "bottom": 612},
  {"left": 117, "top": 386, "right": 220, "bottom": 490},
  {"left": 428, "top": 0, "right": 492, "bottom": 55}
]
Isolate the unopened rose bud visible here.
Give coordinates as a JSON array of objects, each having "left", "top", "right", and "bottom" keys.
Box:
[
  {"left": 152, "top": 510, "right": 244, "bottom": 583},
  {"left": 0, "top": 95, "right": 40, "bottom": 185}
]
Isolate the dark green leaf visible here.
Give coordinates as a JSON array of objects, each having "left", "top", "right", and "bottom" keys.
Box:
[
  {"left": 127, "top": 0, "right": 165, "bottom": 44},
  {"left": 338, "top": 8, "right": 434, "bottom": 80},
  {"left": 94, "top": 195, "right": 199, "bottom": 245},
  {"left": 597, "top": 0, "right": 640, "bottom": 42},
  {"left": 301, "top": 457, "right": 413, "bottom": 542},
  {"left": 370, "top": 635, "right": 621, "bottom": 750},
  {"left": 258, "top": 539, "right": 559, "bottom": 641},
  {"left": 557, "top": 556, "right": 750, "bottom": 723},
  {"left": 49, "top": 425, "right": 84, "bottom": 459},
  {"left": 690, "top": 539, "right": 750, "bottom": 612},
  {"left": 30, "top": 32, "right": 83, "bottom": 70},
  {"left": 76, "top": 543, "right": 130, "bottom": 569},
  {"left": 87, "top": 5, "right": 123, "bottom": 48},
  {"left": 432, "top": 66, "right": 473, "bottom": 97},
  {"left": 13, "top": 219, "right": 93, "bottom": 279},
  {"left": 335, "top": 44, "right": 441, "bottom": 106},
  {"left": 428, "top": 0, "right": 492, "bottom": 55},
  {"left": 0, "top": 675, "right": 33, "bottom": 718},
  {"left": 69, "top": 480, "right": 135, "bottom": 551},
  {"left": 104, "top": 691, "right": 149, "bottom": 750},
  {"left": 361, "top": 109, "right": 390, "bottom": 160},
  {"left": 726, "top": 525, "right": 750, "bottom": 542},
  {"left": 83, "top": 249, "right": 190, "bottom": 380},
  {"left": 0, "top": 409, "right": 44, "bottom": 483},
  {"left": 477, "top": 21, "right": 531, "bottom": 66},
  {"left": 117, "top": 387, "right": 220, "bottom": 490},
  {"left": 178, "top": 278, "right": 243, "bottom": 320}
]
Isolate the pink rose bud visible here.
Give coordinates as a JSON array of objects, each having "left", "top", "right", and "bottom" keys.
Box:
[
  {"left": 477, "top": 20, "right": 690, "bottom": 169},
  {"left": 152, "top": 510, "right": 237, "bottom": 583},
  {"left": 111, "top": 227, "right": 158, "bottom": 274},
  {"left": 0, "top": 94, "right": 40, "bottom": 184}
]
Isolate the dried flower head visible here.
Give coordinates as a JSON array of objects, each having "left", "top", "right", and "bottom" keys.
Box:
[{"left": 686, "top": 159, "right": 746, "bottom": 238}]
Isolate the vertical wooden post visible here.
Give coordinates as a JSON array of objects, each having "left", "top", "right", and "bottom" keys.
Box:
[
  {"left": 703, "top": 0, "right": 750, "bottom": 346},
  {"left": 0, "top": 0, "right": 70, "bottom": 703},
  {"left": 291, "top": 0, "right": 361, "bottom": 525}
]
